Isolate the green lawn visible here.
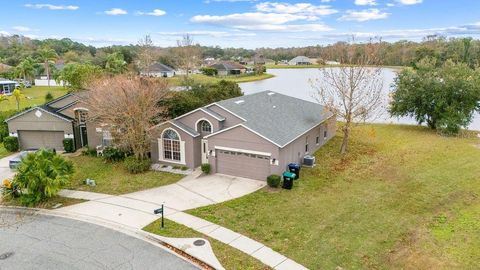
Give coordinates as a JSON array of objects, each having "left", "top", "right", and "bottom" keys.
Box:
[
  {"left": 0, "top": 86, "right": 68, "bottom": 112},
  {"left": 167, "top": 73, "right": 274, "bottom": 86},
  {"left": 1, "top": 195, "right": 85, "bottom": 209},
  {"left": 143, "top": 219, "right": 270, "bottom": 270},
  {"left": 0, "top": 144, "right": 11, "bottom": 159},
  {"left": 65, "top": 155, "right": 183, "bottom": 195},
  {"left": 187, "top": 124, "right": 480, "bottom": 270}
]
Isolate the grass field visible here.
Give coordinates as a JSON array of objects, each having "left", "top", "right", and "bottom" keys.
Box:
[
  {"left": 65, "top": 155, "right": 183, "bottom": 195},
  {"left": 1, "top": 195, "right": 85, "bottom": 209},
  {"left": 167, "top": 73, "right": 274, "bottom": 86},
  {"left": 143, "top": 219, "right": 270, "bottom": 270},
  {"left": 0, "top": 144, "right": 10, "bottom": 159},
  {"left": 0, "top": 86, "right": 68, "bottom": 112},
  {"left": 187, "top": 124, "right": 480, "bottom": 269}
]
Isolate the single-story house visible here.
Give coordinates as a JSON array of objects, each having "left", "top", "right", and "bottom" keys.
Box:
[
  {"left": 151, "top": 91, "right": 336, "bottom": 180},
  {"left": 5, "top": 92, "right": 105, "bottom": 151},
  {"left": 288, "top": 56, "right": 313, "bottom": 66},
  {"left": 0, "top": 78, "right": 16, "bottom": 95},
  {"left": 209, "top": 62, "right": 246, "bottom": 76},
  {"left": 141, "top": 63, "right": 176, "bottom": 78},
  {"left": 325, "top": 60, "right": 341, "bottom": 65}
]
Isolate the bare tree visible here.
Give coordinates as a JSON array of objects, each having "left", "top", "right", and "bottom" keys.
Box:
[
  {"left": 173, "top": 34, "right": 201, "bottom": 77},
  {"left": 86, "top": 75, "right": 169, "bottom": 159},
  {"left": 312, "top": 38, "right": 384, "bottom": 154},
  {"left": 137, "top": 35, "right": 156, "bottom": 76}
]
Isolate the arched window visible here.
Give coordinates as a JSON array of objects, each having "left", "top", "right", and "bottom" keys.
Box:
[
  {"left": 163, "top": 129, "right": 181, "bottom": 161},
  {"left": 199, "top": 120, "right": 212, "bottom": 133}
]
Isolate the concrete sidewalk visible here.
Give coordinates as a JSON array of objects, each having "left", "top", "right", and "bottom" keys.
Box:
[{"left": 57, "top": 172, "right": 308, "bottom": 270}]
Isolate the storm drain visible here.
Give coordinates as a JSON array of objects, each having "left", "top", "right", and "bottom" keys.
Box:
[
  {"left": 193, "top": 240, "right": 205, "bottom": 246},
  {"left": 0, "top": 252, "right": 14, "bottom": 260}
]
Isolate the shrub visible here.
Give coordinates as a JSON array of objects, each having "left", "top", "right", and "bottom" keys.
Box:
[
  {"left": 267, "top": 174, "right": 281, "bottom": 188},
  {"left": 103, "top": 147, "right": 126, "bottom": 162},
  {"left": 0, "top": 110, "right": 16, "bottom": 143},
  {"left": 62, "top": 138, "right": 75, "bottom": 153},
  {"left": 200, "top": 67, "right": 218, "bottom": 76},
  {"left": 181, "top": 166, "right": 189, "bottom": 171},
  {"left": 4, "top": 136, "right": 19, "bottom": 152},
  {"left": 124, "top": 156, "right": 151, "bottom": 174},
  {"left": 172, "top": 165, "right": 181, "bottom": 170},
  {"left": 45, "top": 92, "right": 54, "bottom": 102},
  {"left": 201, "top": 163, "right": 211, "bottom": 174},
  {"left": 13, "top": 150, "right": 74, "bottom": 206},
  {"left": 82, "top": 147, "right": 97, "bottom": 157}
]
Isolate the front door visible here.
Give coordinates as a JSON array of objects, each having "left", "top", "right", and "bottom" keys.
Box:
[
  {"left": 201, "top": 139, "right": 208, "bottom": 164},
  {"left": 80, "top": 126, "right": 88, "bottom": 147}
]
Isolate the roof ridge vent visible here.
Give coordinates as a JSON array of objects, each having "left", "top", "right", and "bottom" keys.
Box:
[{"left": 234, "top": 100, "right": 245, "bottom": 104}]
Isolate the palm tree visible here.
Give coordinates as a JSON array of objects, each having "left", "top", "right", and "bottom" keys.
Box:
[
  {"left": 38, "top": 48, "right": 58, "bottom": 87},
  {"left": 16, "top": 57, "right": 35, "bottom": 81},
  {"left": 12, "top": 89, "right": 24, "bottom": 110}
]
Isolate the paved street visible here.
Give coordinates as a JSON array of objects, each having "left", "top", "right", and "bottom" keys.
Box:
[{"left": 0, "top": 210, "right": 199, "bottom": 270}]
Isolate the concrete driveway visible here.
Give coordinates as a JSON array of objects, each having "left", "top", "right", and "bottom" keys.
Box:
[
  {"left": 0, "top": 210, "right": 199, "bottom": 270},
  {"left": 57, "top": 172, "right": 266, "bottom": 229},
  {"left": 0, "top": 153, "right": 18, "bottom": 181}
]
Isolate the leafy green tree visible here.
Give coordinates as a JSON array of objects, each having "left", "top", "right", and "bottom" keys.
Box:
[
  {"left": 55, "top": 63, "right": 103, "bottom": 90},
  {"left": 14, "top": 150, "right": 74, "bottom": 206},
  {"left": 37, "top": 48, "right": 58, "bottom": 86},
  {"left": 105, "top": 52, "right": 127, "bottom": 74},
  {"left": 12, "top": 88, "right": 24, "bottom": 110},
  {"left": 390, "top": 59, "right": 480, "bottom": 134},
  {"left": 15, "top": 57, "right": 35, "bottom": 81}
]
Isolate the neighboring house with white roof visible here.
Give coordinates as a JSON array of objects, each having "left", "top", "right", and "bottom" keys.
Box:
[
  {"left": 140, "top": 63, "right": 176, "bottom": 78},
  {"left": 151, "top": 91, "right": 336, "bottom": 180},
  {"left": 288, "top": 56, "right": 313, "bottom": 66}
]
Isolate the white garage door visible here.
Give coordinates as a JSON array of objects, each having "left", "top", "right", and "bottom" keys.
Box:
[
  {"left": 216, "top": 149, "right": 271, "bottom": 180},
  {"left": 18, "top": 130, "right": 65, "bottom": 151}
]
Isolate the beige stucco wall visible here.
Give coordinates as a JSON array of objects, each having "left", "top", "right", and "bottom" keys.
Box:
[
  {"left": 278, "top": 116, "right": 336, "bottom": 173},
  {"left": 7, "top": 109, "right": 73, "bottom": 135},
  {"left": 150, "top": 122, "right": 200, "bottom": 168},
  {"left": 206, "top": 104, "right": 244, "bottom": 128},
  {"left": 206, "top": 125, "right": 280, "bottom": 175}
]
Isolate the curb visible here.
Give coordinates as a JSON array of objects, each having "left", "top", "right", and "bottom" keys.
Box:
[{"left": 0, "top": 206, "right": 221, "bottom": 270}]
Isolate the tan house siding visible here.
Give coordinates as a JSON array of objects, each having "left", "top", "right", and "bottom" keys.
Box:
[
  {"left": 206, "top": 125, "right": 280, "bottom": 175},
  {"left": 278, "top": 116, "right": 336, "bottom": 172},
  {"left": 177, "top": 110, "right": 222, "bottom": 134},
  {"left": 8, "top": 109, "right": 73, "bottom": 135},
  {"left": 206, "top": 104, "right": 244, "bottom": 129},
  {"left": 151, "top": 123, "right": 200, "bottom": 168}
]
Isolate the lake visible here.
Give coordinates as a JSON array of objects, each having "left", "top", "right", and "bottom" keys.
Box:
[{"left": 240, "top": 68, "right": 480, "bottom": 131}]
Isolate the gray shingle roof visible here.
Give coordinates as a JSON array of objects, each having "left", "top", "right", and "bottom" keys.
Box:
[
  {"left": 209, "top": 62, "right": 245, "bottom": 71},
  {"left": 146, "top": 63, "right": 175, "bottom": 73},
  {"left": 214, "top": 91, "right": 333, "bottom": 147},
  {"left": 203, "top": 107, "right": 225, "bottom": 121},
  {"left": 172, "top": 120, "right": 200, "bottom": 137}
]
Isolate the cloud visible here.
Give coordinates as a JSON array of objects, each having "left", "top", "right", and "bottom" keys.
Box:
[
  {"left": 104, "top": 8, "right": 128, "bottom": 16},
  {"left": 396, "top": 0, "right": 422, "bottom": 5},
  {"left": 204, "top": 0, "right": 259, "bottom": 3},
  {"left": 255, "top": 2, "right": 338, "bottom": 16},
  {"left": 12, "top": 26, "right": 32, "bottom": 32},
  {"left": 191, "top": 12, "right": 317, "bottom": 25},
  {"left": 354, "top": 0, "right": 377, "bottom": 6},
  {"left": 24, "top": 3, "right": 79, "bottom": 10},
  {"left": 338, "top": 9, "right": 389, "bottom": 22},
  {"left": 235, "top": 23, "right": 332, "bottom": 32},
  {"left": 0, "top": 31, "right": 10, "bottom": 36},
  {"left": 136, "top": 9, "right": 166, "bottom": 16}
]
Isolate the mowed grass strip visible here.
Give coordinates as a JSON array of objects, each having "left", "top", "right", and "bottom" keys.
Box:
[
  {"left": 1, "top": 86, "right": 68, "bottom": 112},
  {"left": 143, "top": 219, "right": 271, "bottom": 270},
  {"left": 188, "top": 124, "right": 480, "bottom": 269},
  {"left": 66, "top": 156, "right": 183, "bottom": 195}
]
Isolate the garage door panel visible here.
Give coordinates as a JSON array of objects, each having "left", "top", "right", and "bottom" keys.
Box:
[
  {"left": 18, "top": 131, "right": 65, "bottom": 151},
  {"left": 216, "top": 150, "right": 270, "bottom": 180}
]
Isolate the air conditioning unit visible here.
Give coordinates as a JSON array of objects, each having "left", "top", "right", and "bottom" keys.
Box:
[{"left": 303, "top": 155, "right": 315, "bottom": 167}]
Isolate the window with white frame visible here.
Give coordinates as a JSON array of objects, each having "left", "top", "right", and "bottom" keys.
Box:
[
  {"left": 199, "top": 120, "right": 212, "bottom": 133},
  {"left": 102, "top": 130, "right": 113, "bottom": 146},
  {"left": 163, "top": 129, "right": 181, "bottom": 161}
]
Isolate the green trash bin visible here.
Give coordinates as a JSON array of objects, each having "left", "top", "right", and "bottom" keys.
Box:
[{"left": 282, "top": 171, "right": 296, "bottom": 190}]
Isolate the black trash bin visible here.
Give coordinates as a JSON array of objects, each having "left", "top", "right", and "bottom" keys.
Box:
[
  {"left": 282, "top": 171, "right": 296, "bottom": 190},
  {"left": 288, "top": 163, "right": 301, "bottom": 179}
]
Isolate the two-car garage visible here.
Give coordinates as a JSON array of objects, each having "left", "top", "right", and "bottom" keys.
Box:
[
  {"left": 17, "top": 131, "right": 65, "bottom": 150},
  {"left": 215, "top": 149, "right": 271, "bottom": 180}
]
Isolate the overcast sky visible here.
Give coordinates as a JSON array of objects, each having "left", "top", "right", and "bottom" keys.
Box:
[{"left": 1, "top": 0, "right": 479, "bottom": 48}]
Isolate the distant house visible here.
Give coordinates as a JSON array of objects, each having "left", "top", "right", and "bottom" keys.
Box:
[
  {"left": 0, "top": 78, "right": 16, "bottom": 95},
  {"left": 325, "top": 60, "right": 341, "bottom": 65},
  {"left": 35, "top": 62, "right": 66, "bottom": 87},
  {"left": 288, "top": 56, "right": 312, "bottom": 66},
  {"left": 209, "top": 62, "right": 246, "bottom": 76},
  {"left": 204, "top": 57, "right": 216, "bottom": 66},
  {"left": 140, "top": 63, "right": 176, "bottom": 78},
  {"left": 253, "top": 57, "right": 275, "bottom": 65}
]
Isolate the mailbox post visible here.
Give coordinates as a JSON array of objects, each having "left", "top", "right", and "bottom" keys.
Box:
[{"left": 154, "top": 204, "right": 164, "bottom": 228}]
